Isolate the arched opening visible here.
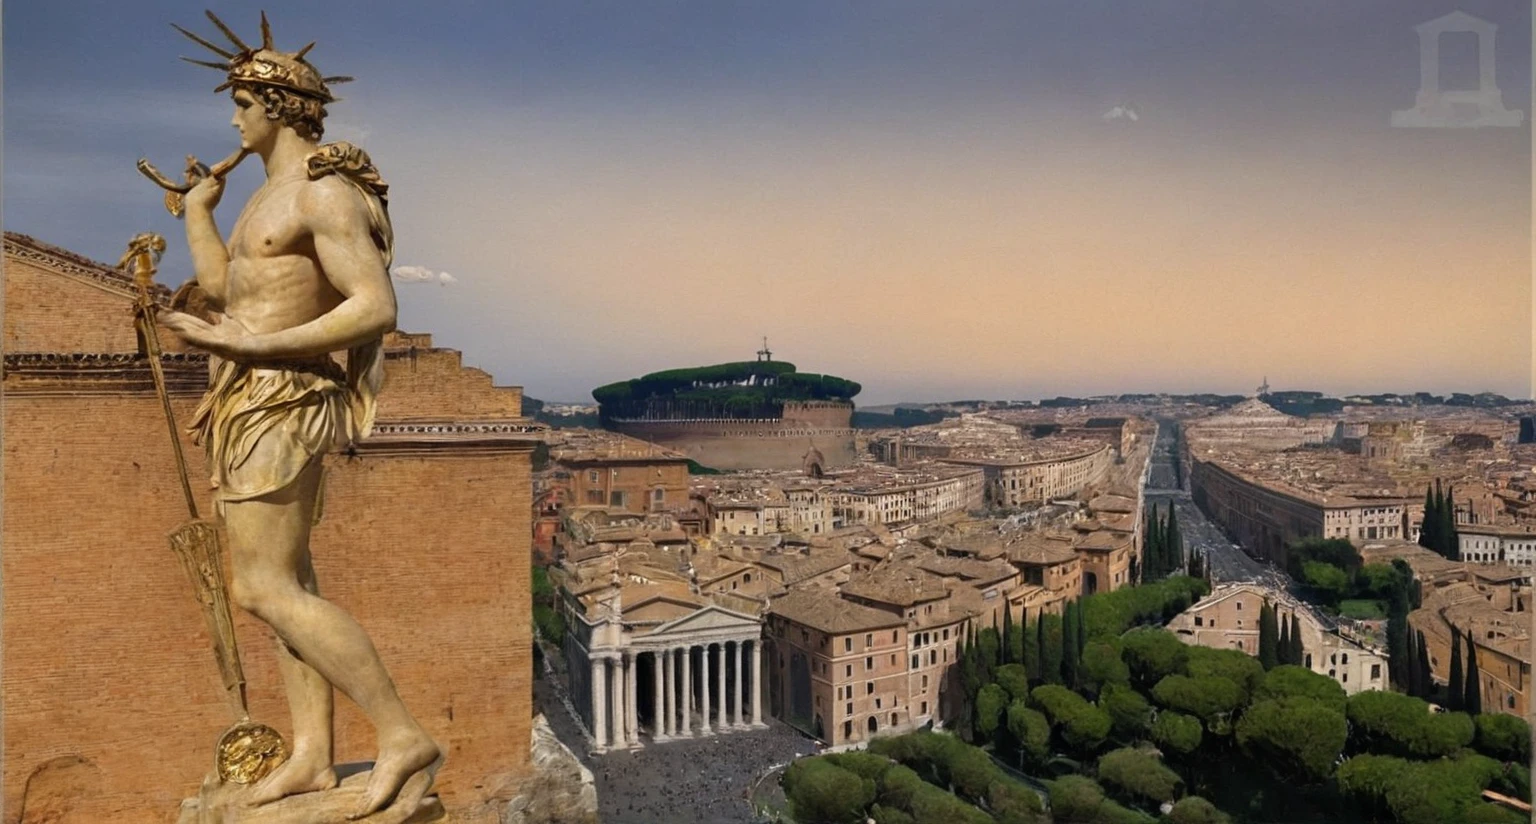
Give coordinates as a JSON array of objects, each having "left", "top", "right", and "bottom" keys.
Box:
[
  {"left": 814, "top": 714, "right": 824, "bottom": 739},
  {"left": 843, "top": 720, "right": 853, "bottom": 740},
  {"left": 867, "top": 717, "right": 878, "bottom": 735},
  {"left": 1084, "top": 571, "right": 1099, "bottom": 596}
]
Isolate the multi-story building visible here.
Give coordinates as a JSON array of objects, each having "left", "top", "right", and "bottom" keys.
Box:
[
  {"left": 1459, "top": 523, "right": 1536, "bottom": 567},
  {"left": 941, "top": 443, "right": 1115, "bottom": 509},
  {"left": 1167, "top": 584, "right": 1389, "bottom": 695},
  {"left": 553, "top": 430, "right": 692, "bottom": 513},
  {"left": 764, "top": 590, "right": 908, "bottom": 745},
  {"left": 1190, "top": 457, "right": 1409, "bottom": 568},
  {"left": 1004, "top": 532, "right": 1083, "bottom": 620},
  {"left": 829, "top": 464, "right": 986, "bottom": 527}
]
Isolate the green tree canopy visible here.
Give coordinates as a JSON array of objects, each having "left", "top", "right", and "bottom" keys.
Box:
[
  {"left": 1253, "top": 664, "right": 1347, "bottom": 713},
  {"left": 1185, "top": 646, "right": 1265, "bottom": 704},
  {"left": 1099, "top": 683, "right": 1154, "bottom": 740},
  {"left": 1006, "top": 700, "right": 1052, "bottom": 768},
  {"left": 1345, "top": 690, "right": 1474, "bottom": 760},
  {"left": 1150, "top": 711, "right": 1204, "bottom": 757},
  {"left": 1165, "top": 796, "right": 1232, "bottom": 824},
  {"left": 1235, "top": 697, "right": 1348, "bottom": 783},
  {"left": 1081, "top": 639, "right": 1131, "bottom": 695},
  {"left": 1097, "top": 747, "right": 1184, "bottom": 805},
  {"left": 1151, "top": 675, "right": 1246, "bottom": 727},
  {"left": 1474, "top": 713, "right": 1532, "bottom": 763},
  {"left": 783, "top": 757, "right": 878, "bottom": 824},
  {"left": 1121, "top": 628, "right": 1190, "bottom": 690}
]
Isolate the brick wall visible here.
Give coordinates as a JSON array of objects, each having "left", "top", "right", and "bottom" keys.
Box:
[
  {"left": 3, "top": 235, "right": 535, "bottom": 823},
  {"left": 378, "top": 349, "right": 522, "bottom": 420}
]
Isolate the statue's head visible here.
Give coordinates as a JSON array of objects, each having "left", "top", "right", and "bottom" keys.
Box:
[{"left": 175, "top": 11, "right": 352, "bottom": 145}]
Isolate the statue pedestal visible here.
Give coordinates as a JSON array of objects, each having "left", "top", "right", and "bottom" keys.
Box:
[{"left": 176, "top": 765, "right": 447, "bottom": 824}]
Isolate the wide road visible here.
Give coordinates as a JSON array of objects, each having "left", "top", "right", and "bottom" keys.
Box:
[{"left": 1144, "top": 419, "right": 1294, "bottom": 591}]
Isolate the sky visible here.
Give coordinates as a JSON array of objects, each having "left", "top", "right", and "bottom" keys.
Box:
[{"left": 5, "top": 1, "right": 1532, "bottom": 406}]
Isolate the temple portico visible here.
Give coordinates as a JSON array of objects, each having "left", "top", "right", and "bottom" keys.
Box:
[{"left": 558, "top": 556, "right": 766, "bottom": 753}]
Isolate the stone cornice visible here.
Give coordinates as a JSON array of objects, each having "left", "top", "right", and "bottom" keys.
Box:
[
  {"left": 2, "top": 352, "right": 210, "bottom": 397},
  {"left": 4, "top": 232, "right": 173, "bottom": 304}
]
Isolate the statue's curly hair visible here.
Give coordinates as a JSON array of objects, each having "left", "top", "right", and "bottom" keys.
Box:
[{"left": 232, "top": 82, "right": 327, "bottom": 141}]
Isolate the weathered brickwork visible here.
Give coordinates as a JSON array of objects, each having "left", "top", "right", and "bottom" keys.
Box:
[
  {"left": 2, "top": 233, "right": 535, "bottom": 823},
  {"left": 378, "top": 346, "right": 523, "bottom": 421}
]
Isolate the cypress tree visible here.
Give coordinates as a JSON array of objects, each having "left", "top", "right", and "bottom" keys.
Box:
[
  {"left": 1010, "top": 608, "right": 1026, "bottom": 669},
  {"left": 1463, "top": 630, "right": 1482, "bottom": 715},
  {"left": 1043, "top": 614, "right": 1063, "bottom": 685},
  {"left": 1278, "top": 614, "right": 1292, "bottom": 666},
  {"left": 1416, "top": 631, "right": 1432, "bottom": 700},
  {"left": 1022, "top": 613, "right": 1040, "bottom": 681},
  {"left": 1289, "top": 614, "right": 1305, "bottom": 667},
  {"left": 1404, "top": 631, "right": 1420, "bottom": 696},
  {"left": 1448, "top": 630, "right": 1464, "bottom": 711},
  {"left": 1076, "top": 597, "right": 1087, "bottom": 661},
  {"left": 1259, "top": 601, "right": 1280, "bottom": 670},
  {"left": 1035, "top": 614, "right": 1047, "bottom": 683},
  {"left": 1387, "top": 597, "right": 1409, "bottom": 691},
  {"left": 1002, "top": 603, "right": 1016, "bottom": 665},
  {"left": 1444, "top": 486, "right": 1460, "bottom": 559},
  {"left": 1419, "top": 483, "right": 1435, "bottom": 550},
  {"left": 1167, "top": 506, "right": 1183, "bottom": 574},
  {"left": 1063, "top": 602, "right": 1081, "bottom": 689}
]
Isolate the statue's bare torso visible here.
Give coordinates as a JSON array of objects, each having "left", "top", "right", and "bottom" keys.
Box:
[{"left": 223, "top": 176, "right": 350, "bottom": 341}]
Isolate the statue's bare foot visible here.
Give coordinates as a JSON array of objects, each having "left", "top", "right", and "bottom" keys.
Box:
[
  {"left": 244, "top": 752, "right": 338, "bottom": 807},
  {"left": 349, "top": 729, "right": 442, "bottom": 820}
]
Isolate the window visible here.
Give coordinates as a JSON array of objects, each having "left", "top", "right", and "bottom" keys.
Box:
[
  {"left": 921, "top": 701, "right": 928, "bottom": 715},
  {"left": 1341, "top": 654, "right": 1348, "bottom": 665},
  {"left": 1343, "top": 672, "right": 1348, "bottom": 683},
  {"left": 922, "top": 675, "right": 929, "bottom": 690},
  {"left": 846, "top": 703, "right": 853, "bottom": 716},
  {"left": 866, "top": 657, "right": 873, "bottom": 670},
  {"left": 1371, "top": 664, "right": 1381, "bottom": 680},
  {"left": 912, "top": 655, "right": 919, "bottom": 669},
  {"left": 866, "top": 634, "right": 873, "bottom": 647},
  {"left": 867, "top": 682, "right": 874, "bottom": 695},
  {"left": 846, "top": 665, "right": 853, "bottom": 677},
  {"left": 1236, "top": 602, "right": 1243, "bottom": 611},
  {"left": 875, "top": 697, "right": 882, "bottom": 709},
  {"left": 942, "top": 628, "right": 949, "bottom": 641},
  {"left": 1194, "top": 616, "right": 1203, "bottom": 627},
  {"left": 890, "top": 654, "right": 897, "bottom": 666},
  {"left": 845, "top": 638, "right": 852, "bottom": 652},
  {"left": 892, "top": 630, "right": 899, "bottom": 642},
  {"left": 588, "top": 470, "right": 600, "bottom": 483},
  {"left": 930, "top": 651, "right": 937, "bottom": 665},
  {"left": 816, "top": 696, "right": 822, "bottom": 708}
]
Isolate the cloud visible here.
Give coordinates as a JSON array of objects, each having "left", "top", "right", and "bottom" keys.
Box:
[{"left": 391, "top": 265, "right": 458, "bottom": 286}]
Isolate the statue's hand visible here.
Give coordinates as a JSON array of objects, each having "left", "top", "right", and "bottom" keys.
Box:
[
  {"left": 184, "top": 175, "right": 226, "bottom": 214},
  {"left": 159, "top": 311, "right": 257, "bottom": 359}
]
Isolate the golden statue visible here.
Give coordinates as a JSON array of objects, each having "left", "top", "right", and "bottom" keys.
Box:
[{"left": 150, "top": 11, "right": 443, "bottom": 823}]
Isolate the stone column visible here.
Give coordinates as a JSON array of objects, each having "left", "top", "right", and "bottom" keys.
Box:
[
  {"left": 664, "top": 648, "right": 676, "bottom": 736},
  {"left": 591, "top": 657, "right": 608, "bottom": 750},
  {"left": 699, "top": 645, "right": 712, "bottom": 734},
  {"left": 752, "top": 640, "right": 765, "bottom": 727},
  {"left": 715, "top": 643, "right": 727, "bottom": 732},
  {"left": 611, "top": 655, "right": 626, "bottom": 748},
  {"left": 680, "top": 646, "right": 693, "bottom": 735},
  {"left": 626, "top": 651, "right": 640, "bottom": 746},
  {"left": 653, "top": 650, "right": 668, "bottom": 740},
  {"left": 733, "top": 640, "right": 745, "bottom": 728}
]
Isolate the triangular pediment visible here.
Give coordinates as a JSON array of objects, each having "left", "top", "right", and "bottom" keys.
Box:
[
  {"left": 650, "top": 604, "right": 761, "bottom": 636},
  {"left": 623, "top": 596, "right": 702, "bottom": 623}
]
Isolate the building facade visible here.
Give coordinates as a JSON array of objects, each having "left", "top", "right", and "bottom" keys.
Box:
[{"left": 1167, "top": 584, "right": 1388, "bottom": 695}]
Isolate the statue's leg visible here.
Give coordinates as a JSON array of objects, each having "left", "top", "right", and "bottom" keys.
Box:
[{"left": 225, "top": 459, "right": 440, "bottom": 815}]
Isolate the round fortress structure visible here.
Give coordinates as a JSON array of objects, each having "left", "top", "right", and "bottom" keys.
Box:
[{"left": 593, "top": 355, "right": 859, "bottom": 472}]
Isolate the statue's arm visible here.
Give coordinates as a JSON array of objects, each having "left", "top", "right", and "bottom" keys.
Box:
[
  {"left": 242, "top": 180, "right": 397, "bottom": 360},
  {"left": 185, "top": 178, "right": 230, "bottom": 306}
]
